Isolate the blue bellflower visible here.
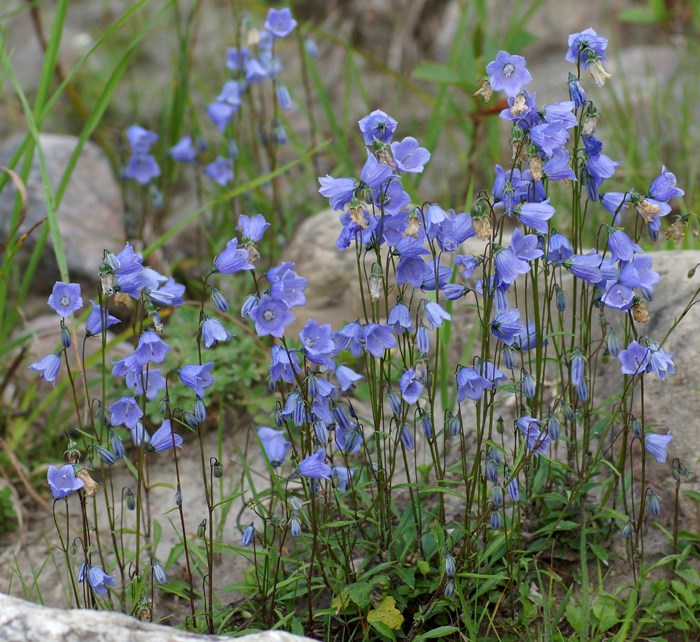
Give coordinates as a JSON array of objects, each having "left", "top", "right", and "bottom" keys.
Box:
[
  {"left": 47, "top": 464, "right": 84, "bottom": 499},
  {"left": 258, "top": 427, "right": 292, "bottom": 467},
  {"left": 264, "top": 7, "right": 297, "bottom": 38},
  {"left": 298, "top": 449, "right": 332, "bottom": 480},
  {"left": 358, "top": 109, "right": 398, "bottom": 145},
  {"left": 48, "top": 282, "right": 83, "bottom": 317},
  {"left": 214, "top": 237, "right": 254, "bottom": 274},
  {"left": 179, "top": 362, "right": 215, "bottom": 397},
  {"left": 29, "top": 353, "right": 62, "bottom": 386},
  {"left": 249, "top": 294, "right": 294, "bottom": 338},
  {"left": 486, "top": 51, "right": 532, "bottom": 97},
  {"left": 645, "top": 431, "right": 673, "bottom": 463}
]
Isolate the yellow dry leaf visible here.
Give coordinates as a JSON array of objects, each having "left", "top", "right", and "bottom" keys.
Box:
[
  {"left": 331, "top": 588, "right": 350, "bottom": 613},
  {"left": 367, "top": 596, "right": 404, "bottom": 630}
]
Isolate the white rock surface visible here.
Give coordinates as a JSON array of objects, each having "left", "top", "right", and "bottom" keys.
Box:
[{"left": 0, "top": 593, "right": 317, "bottom": 642}]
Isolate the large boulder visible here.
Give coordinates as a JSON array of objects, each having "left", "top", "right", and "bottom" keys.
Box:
[{"left": 0, "top": 593, "right": 317, "bottom": 642}]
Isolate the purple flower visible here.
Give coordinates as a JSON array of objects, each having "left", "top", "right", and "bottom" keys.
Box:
[
  {"left": 29, "top": 353, "right": 62, "bottom": 386},
  {"left": 388, "top": 302, "right": 412, "bottom": 334},
  {"left": 47, "top": 464, "right": 84, "bottom": 499},
  {"left": 298, "top": 449, "right": 332, "bottom": 480},
  {"left": 479, "top": 360, "right": 508, "bottom": 388},
  {"left": 258, "top": 427, "right": 292, "bottom": 467},
  {"left": 48, "top": 282, "right": 83, "bottom": 317},
  {"left": 618, "top": 340, "right": 651, "bottom": 376},
  {"left": 269, "top": 345, "right": 301, "bottom": 384},
  {"left": 249, "top": 294, "right": 294, "bottom": 338},
  {"left": 237, "top": 214, "right": 270, "bottom": 244},
  {"left": 214, "top": 238, "right": 254, "bottom": 273},
  {"left": 567, "top": 251, "right": 603, "bottom": 285},
  {"left": 486, "top": 51, "right": 532, "bottom": 97},
  {"left": 456, "top": 366, "right": 491, "bottom": 402},
  {"left": 516, "top": 416, "right": 551, "bottom": 455},
  {"left": 149, "top": 419, "right": 183, "bottom": 452},
  {"left": 335, "top": 365, "right": 363, "bottom": 391},
  {"left": 602, "top": 192, "right": 631, "bottom": 217},
  {"left": 80, "top": 564, "right": 116, "bottom": 597},
  {"left": 332, "top": 466, "right": 353, "bottom": 492},
  {"left": 264, "top": 7, "right": 297, "bottom": 38},
  {"left": 179, "top": 362, "right": 215, "bottom": 397},
  {"left": 85, "top": 300, "right": 120, "bottom": 336},
  {"left": 530, "top": 122, "right": 568, "bottom": 159},
  {"left": 134, "top": 330, "right": 171, "bottom": 366},
  {"left": 300, "top": 320, "right": 337, "bottom": 368},
  {"left": 424, "top": 301, "right": 451, "bottom": 329},
  {"left": 619, "top": 254, "right": 660, "bottom": 300},
  {"left": 649, "top": 166, "right": 684, "bottom": 201},
  {"left": 208, "top": 101, "right": 236, "bottom": 132},
  {"left": 565, "top": 28, "right": 608, "bottom": 68},
  {"left": 568, "top": 73, "right": 587, "bottom": 107},
  {"left": 490, "top": 308, "right": 523, "bottom": 345},
  {"left": 518, "top": 199, "right": 555, "bottom": 234},
  {"left": 170, "top": 136, "right": 197, "bottom": 163},
  {"left": 127, "top": 125, "right": 158, "bottom": 154},
  {"left": 109, "top": 396, "right": 144, "bottom": 429},
  {"left": 645, "top": 431, "right": 673, "bottom": 463},
  {"left": 362, "top": 323, "right": 397, "bottom": 358},
  {"left": 149, "top": 277, "right": 185, "bottom": 308},
  {"left": 607, "top": 227, "right": 642, "bottom": 262},
  {"left": 335, "top": 422, "right": 362, "bottom": 454},
  {"left": 358, "top": 109, "right": 398, "bottom": 145},
  {"left": 547, "top": 232, "right": 573, "bottom": 265},
  {"left": 205, "top": 157, "right": 234, "bottom": 185},
  {"left": 124, "top": 155, "right": 160, "bottom": 185},
  {"left": 125, "top": 367, "right": 166, "bottom": 401},
  {"left": 269, "top": 267, "right": 308, "bottom": 308},
  {"left": 400, "top": 368, "right": 424, "bottom": 405},
  {"left": 318, "top": 175, "right": 356, "bottom": 211},
  {"left": 390, "top": 137, "right": 431, "bottom": 173},
  {"left": 436, "top": 210, "right": 476, "bottom": 252},
  {"left": 201, "top": 317, "right": 231, "bottom": 348},
  {"left": 543, "top": 149, "right": 576, "bottom": 181},
  {"left": 334, "top": 322, "right": 364, "bottom": 357},
  {"left": 648, "top": 343, "right": 675, "bottom": 380},
  {"left": 277, "top": 85, "right": 293, "bottom": 111}
]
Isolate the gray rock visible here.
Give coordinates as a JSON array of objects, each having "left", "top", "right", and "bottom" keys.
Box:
[
  {"left": 0, "top": 134, "right": 124, "bottom": 289},
  {"left": 282, "top": 209, "right": 380, "bottom": 333},
  {"left": 0, "top": 593, "right": 317, "bottom": 642}
]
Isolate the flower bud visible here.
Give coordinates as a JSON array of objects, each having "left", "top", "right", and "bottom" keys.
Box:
[
  {"left": 313, "top": 420, "right": 328, "bottom": 446},
  {"left": 492, "top": 485, "right": 504, "bottom": 508},
  {"left": 152, "top": 560, "right": 167, "bottom": 584},
  {"left": 444, "top": 578, "right": 455, "bottom": 598},
  {"left": 444, "top": 552, "right": 456, "bottom": 578},
  {"left": 421, "top": 412, "right": 433, "bottom": 439},
  {"left": 622, "top": 518, "right": 633, "bottom": 538},
  {"left": 212, "top": 459, "right": 223, "bottom": 479},
  {"left": 445, "top": 411, "right": 461, "bottom": 437},
  {"left": 174, "top": 486, "right": 182, "bottom": 507},
  {"left": 126, "top": 488, "right": 136, "bottom": 510},
  {"left": 290, "top": 515, "right": 302, "bottom": 538},
  {"left": 194, "top": 397, "right": 207, "bottom": 423},
  {"left": 387, "top": 389, "right": 402, "bottom": 415},
  {"left": 648, "top": 490, "right": 661, "bottom": 517},
  {"left": 61, "top": 324, "right": 71, "bottom": 349},
  {"left": 522, "top": 370, "right": 535, "bottom": 399},
  {"left": 490, "top": 510, "right": 502, "bottom": 530},
  {"left": 242, "top": 523, "right": 254, "bottom": 546},
  {"left": 95, "top": 445, "right": 116, "bottom": 465},
  {"left": 197, "top": 519, "right": 207, "bottom": 538},
  {"left": 241, "top": 294, "right": 258, "bottom": 318},
  {"left": 111, "top": 434, "right": 125, "bottom": 459},
  {"left": 211, "top": 288, "right": 229, "bottom": 314}
]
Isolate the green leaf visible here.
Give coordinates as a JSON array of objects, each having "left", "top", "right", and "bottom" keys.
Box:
[
  {"left": 369, "top": 620, "right": 397, "bottom": 642},
  {"left": 592, "top": 595, "right": 619, "bottom": 632},
  {"left": 347, "top": 582, "right": 373, "bottom": 609},
  {"left": 566, "top": 601, "right": 584, "bottom": 634},
  {"left": 415, "top": 626, "right": 460, "bottom": 640},
  {"left": 618, "top": 8, "right": 659, "bottom": 24},
  {"left": 417, "top": 560, "right": 430, "bottom": 576}
]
